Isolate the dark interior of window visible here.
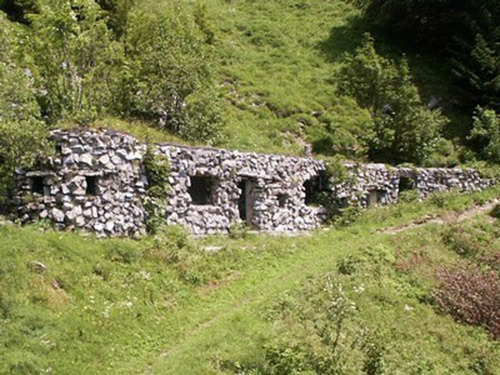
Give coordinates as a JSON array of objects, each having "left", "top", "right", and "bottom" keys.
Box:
[
  {"left": 304, "top": 171, "right": 329, "bottom": 206},
  {"left": 399, "top": 176, "right": 417, "bottom": 192},
  {"left": 85, "top": 176, "right": 98, "bottom": 196},
  {"left": 188, "top": 176, "right": 213, "bottom": 205},
  {"left": 277, "top": 194, "right": 288, "bottom": 208},
  {"left": 31, "top": 177, "right": 44, "bottom": 195}
]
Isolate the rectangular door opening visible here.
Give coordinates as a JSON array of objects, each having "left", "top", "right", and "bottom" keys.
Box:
[{"left": 238, "top": 179, "right": 255, "bottom": 225}]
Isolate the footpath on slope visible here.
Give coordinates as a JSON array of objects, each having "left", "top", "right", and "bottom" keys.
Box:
[{"left": 383, "top": 199, "right": 499, "bottom": 234}]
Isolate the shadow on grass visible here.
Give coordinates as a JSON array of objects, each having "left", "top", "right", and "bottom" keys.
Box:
[{"left": 316, "top": 14, "right": 371, "bottom": 63}]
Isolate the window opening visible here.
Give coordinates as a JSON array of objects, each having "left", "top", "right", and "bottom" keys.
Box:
[
  {"left": 31, "top": 177, "right": 44, "bottom": 195},
  {"left": 277, "top": 194, "right": 288, "bottom": 208},
  {"left": 85, "top": 176, "right": 98, "bottom": 196},
  {"left": 304, "top": 171, "right": 329, "bottom": 206},
  {"left": 188, "top": 176, "right": 214, "bottom": 205},
  {"left": 399, "top": 176, "right": 416, "bottom": 192}
]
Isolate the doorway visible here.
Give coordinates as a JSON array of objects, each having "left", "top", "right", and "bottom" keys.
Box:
[
  {"left": 238, "top": 178, "right": 255, "bottom": 224},
  {"left": 367, "top": 189, "right": 386, "bottom": 207}
]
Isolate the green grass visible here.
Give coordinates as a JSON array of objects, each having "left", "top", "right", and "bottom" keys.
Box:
[
  {"left": 116, "top": 0, "right": 462, "bottom": 157},
  {"left": 1, "top": 186, "right": 499, "bottom": 374}
]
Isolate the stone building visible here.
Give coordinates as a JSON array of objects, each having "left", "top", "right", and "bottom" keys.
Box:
[{"left": 10, "top": 129, "right": 494, "bottom": 237}]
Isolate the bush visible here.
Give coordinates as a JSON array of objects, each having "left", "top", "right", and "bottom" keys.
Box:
[
  {"left": 490, "top": 204, "right": 500, "bottom": 219},
  {"left": 117, "top": 4, "right": 222, "bottom": 143},
  {"left": 467, "top": 107, "right": 500, "bottom": 163},
  {"left": 337, "top": 34, "right": 449, "bottom": 165},
  {"left": 442, "top": 224, "right": 484, "bottom": 258},
  {"left": 220, "top": 275, "right": 388, "bottom": 374},
  {"left": 434, "top": 264, "right": 500, "bottom": 339}
]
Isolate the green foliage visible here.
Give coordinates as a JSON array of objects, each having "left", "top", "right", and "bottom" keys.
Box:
[
  {"left": 490, "top": 204, "right": 500, "bottom": 219},
  {"left": 0, "top": 0, "right": 38, "bottom": 24},
  {"left": 337, "top": 34, "right": 449, "bottom": 165},
  {"left": 143, "top": 145, "right": 170, "bottom": 234},
  {"left": 228, "top": 221, "right": 249, "bottom": 239},
  {"left": 364, "top": 0, "right": 500, "bottom": 114},
  {"left": 468, "top": 107, "right": 500, "bottom": 163},
  {"left": 29, "top": 0, "right": 121, "bottom": 124},
  {"left": 95, "top": 0, "right": 136, "bottom": 39},
  {"left": 0, "top": 13, "right": 49, "bottom": 201},
  {"left": 117, "top": 4, "right": 222, "bottom": 143}
]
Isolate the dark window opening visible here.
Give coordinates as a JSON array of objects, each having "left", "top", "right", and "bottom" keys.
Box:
[
  {"left": 188, "top": 176, "right": 214, "bottom": 205},
  {"left": 399, "top": 176, "right": 416, "bottom": 192},
  {"left": 277, "top": 194, "right": 288, "bottom": 208},
  {"left": 85, "top": 176, "right": 98, "bottom": 196},
  {"left": 31, "top": 177, "right": 44, "bottom": 195},
  {"left": 304, "top": 171, "right": 329, "bottom": 206},
  {"left": 367, "top": 189, "right": 386, "bottom": 207}
]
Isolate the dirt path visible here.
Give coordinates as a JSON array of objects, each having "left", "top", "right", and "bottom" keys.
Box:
[{"left": 383, "top": 199, "right": 499, "bottom": 234}]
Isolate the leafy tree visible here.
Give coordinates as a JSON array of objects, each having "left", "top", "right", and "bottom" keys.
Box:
[
  {"left": 0, "top": 13, "right": 48, "bottom": 201},
  {"left": 467, "top": 107, "right": 500, "bottom": 163},
  {"left": 29, "top": 0, "right": 122, "bottom": 124},
  {"left": 337, "top": 35, "right": 448, "bottom": 165},
  {"left": 117, "top": 4, "right": 222, "bottom": 143}
]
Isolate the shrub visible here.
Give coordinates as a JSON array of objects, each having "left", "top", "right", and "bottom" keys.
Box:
[
  {"left": 442, "top": 224, "right": 484, "bottom": 258},
  {"left": 117, "top": 4, "right": 222, "bottom": 143},
  {"left": 434, "top": 264, "right": 500, "bottom": 339},
  {"left": 337, "top": 34, "right": 448, "bottom": 165},
  {"left": 490, "top": 204, "right": 500, "bottom": 219},
  {"left": 220, "top": 275, "right": 389, "bottom": 374},
  {"left": 143, "top": 145, "right": 170, "bottom": 234},
  {"left": 468, "top": 107, "right": 500, "bottom": 163}
]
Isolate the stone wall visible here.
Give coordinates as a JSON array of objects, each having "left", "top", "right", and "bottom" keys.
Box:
[
  {"left": 334, "top": 164, "right": 493, "bottom": 208},
  {"left": 13, "top": 129, "right": 147, "bottom": 237},
  {"left": 10, "top": 129, "right": 495, "bottom": 237}
]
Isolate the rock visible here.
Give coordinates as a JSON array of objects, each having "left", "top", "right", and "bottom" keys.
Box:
[
  {"left": 80, "top": 154, "right": 93, "bottom": 166},
  {"left": 51, "top": 208, "right": 65, "bottom": 222}
]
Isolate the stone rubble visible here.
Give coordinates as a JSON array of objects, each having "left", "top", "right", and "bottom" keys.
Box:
[{"left": 9, "top": 129, "right": 495, "bottom": 237}]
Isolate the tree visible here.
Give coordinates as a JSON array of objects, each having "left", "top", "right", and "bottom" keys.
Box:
[
  {"left": 337, "top": 35, "right": 448, "bottom": 165},
  {"left": 0, "top": 13, "right": 48, "bottom": 201},
  {"left": 364, "top": 0, "right": 500, "bottom": 112},
  {"left": 117, "top": 4, "right": 222, "bottom": 143},
  {"left": 452, "top": 5, "right": 500, "bottom": 112},
  {"left": 29, "top": 0, "right": 122, "bottom": 124},
  {"left": 467, "top": 107, "right": 500, "bottom": 163}
]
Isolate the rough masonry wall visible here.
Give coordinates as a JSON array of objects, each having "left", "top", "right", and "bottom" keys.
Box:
[
  {"left": 334, "top": 164, "right": 493, "bottom": 208},
  {"left": 10, "top": 129, "right": 495, "bottom": 237},
  {"left": 13, "top": 130, "right": 147, "bottom": 237},
  {"left": 159, "top": 144, "right": 326, "bottom": 235}
]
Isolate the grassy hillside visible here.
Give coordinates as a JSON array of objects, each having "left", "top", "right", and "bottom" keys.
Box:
[
  {"left": 123, "top": 0, "right": 455, "bottom": 156},
  {"left": 1, "top": 186, "right": 499, "bottom": 374}
]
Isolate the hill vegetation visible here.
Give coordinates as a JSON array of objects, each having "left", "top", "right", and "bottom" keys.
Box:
[
  {"left": 1, "top": 1, "right": 500, "bottom": 374},
  {"left": 0, "top": 0, "right": 499, "bottom": 181}
]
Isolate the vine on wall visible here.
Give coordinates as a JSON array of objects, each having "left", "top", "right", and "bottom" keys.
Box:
[{"left": 143, "top": 144, "right": 170, "bottom": 234}]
